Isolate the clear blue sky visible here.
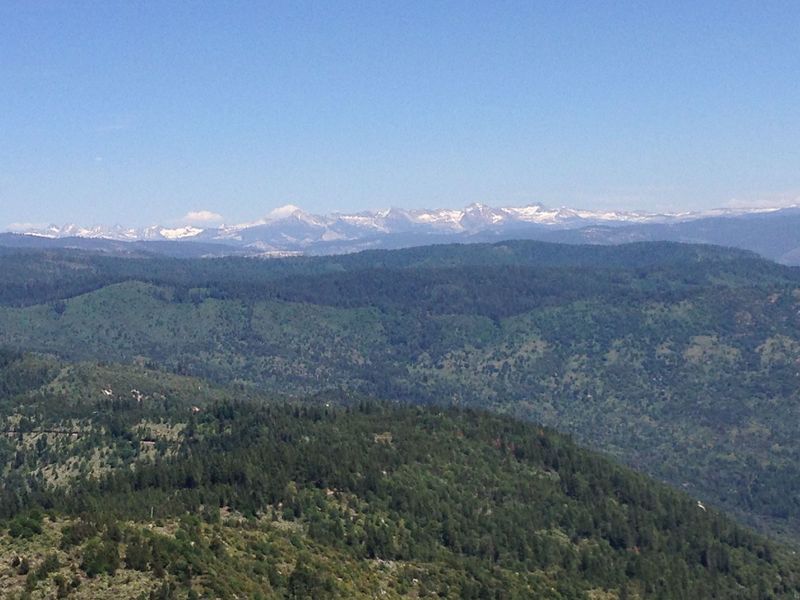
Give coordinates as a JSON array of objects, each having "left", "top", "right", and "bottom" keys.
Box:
[{"left": 1, "top": 1, "right": 798, "bottom": 227}]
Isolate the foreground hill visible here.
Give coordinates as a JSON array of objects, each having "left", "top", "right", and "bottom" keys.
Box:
[
  {"left": 0, "top": 353, "right": 798, "bottom": 599},
  {"left": 2, "top": 242, "right": 800, "bottom": 545}
]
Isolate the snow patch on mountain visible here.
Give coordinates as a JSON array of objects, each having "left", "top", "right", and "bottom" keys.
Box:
[{"left": 158, "top": 226, "right": 204, "bottom": 240}]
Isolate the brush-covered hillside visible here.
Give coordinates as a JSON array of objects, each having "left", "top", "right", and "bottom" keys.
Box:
[
  {"left": 1, "top": 241, "right": 800, "bottom": 545},
  {"left": 0, "top": 352, "right": 798, "bottom": 599}
]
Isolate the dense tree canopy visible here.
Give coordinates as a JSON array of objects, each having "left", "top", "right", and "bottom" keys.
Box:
[{"left": 0, "top": 356, "right": 798, "bottom": 599}]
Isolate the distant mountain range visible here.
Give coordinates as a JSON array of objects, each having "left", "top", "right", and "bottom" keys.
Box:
[{"left": 4, "top": 202, "right": 800, "bottom": 263}]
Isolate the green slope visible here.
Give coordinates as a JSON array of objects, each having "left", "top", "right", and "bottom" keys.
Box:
[{"left": 0, "top": 355, "right": 799, "bottom": 599}]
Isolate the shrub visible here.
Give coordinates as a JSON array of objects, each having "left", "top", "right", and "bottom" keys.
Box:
[{"left": 80, "top": 538, "right": 120, "bottom": 577}]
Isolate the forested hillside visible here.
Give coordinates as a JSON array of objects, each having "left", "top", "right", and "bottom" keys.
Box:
[
  {"left": 0, "top": 352, "right": 798, "bottom": 599},
  {"left": 2, "top": 241, "right": 800, "bottom": 546},
  {"left": 0, "top": 240, "right": 786, "bottom": 307}
]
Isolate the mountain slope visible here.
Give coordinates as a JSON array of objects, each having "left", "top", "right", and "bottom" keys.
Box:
[
  {"left": 536, "top": 208, "right": 800, "bottom": 265},
  {"left": 1, "top": 353, "right": 799, "bottom": 599}
]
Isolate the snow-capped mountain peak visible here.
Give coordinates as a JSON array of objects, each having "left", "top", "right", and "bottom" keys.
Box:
[{"left": 8, "top": 202, "right": 799, "bottom": 257}]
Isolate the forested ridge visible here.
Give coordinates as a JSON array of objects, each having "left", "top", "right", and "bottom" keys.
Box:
[
  {"left": 0, "top": 350, "right": 798, "bottom": 599},
  {"left": 0, "top": 240, "right": 788, "bottom": 308}
]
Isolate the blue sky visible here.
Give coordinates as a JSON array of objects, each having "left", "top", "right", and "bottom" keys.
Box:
[{"left": 1, "top": 1, "right": 798, "bottom": 227}]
